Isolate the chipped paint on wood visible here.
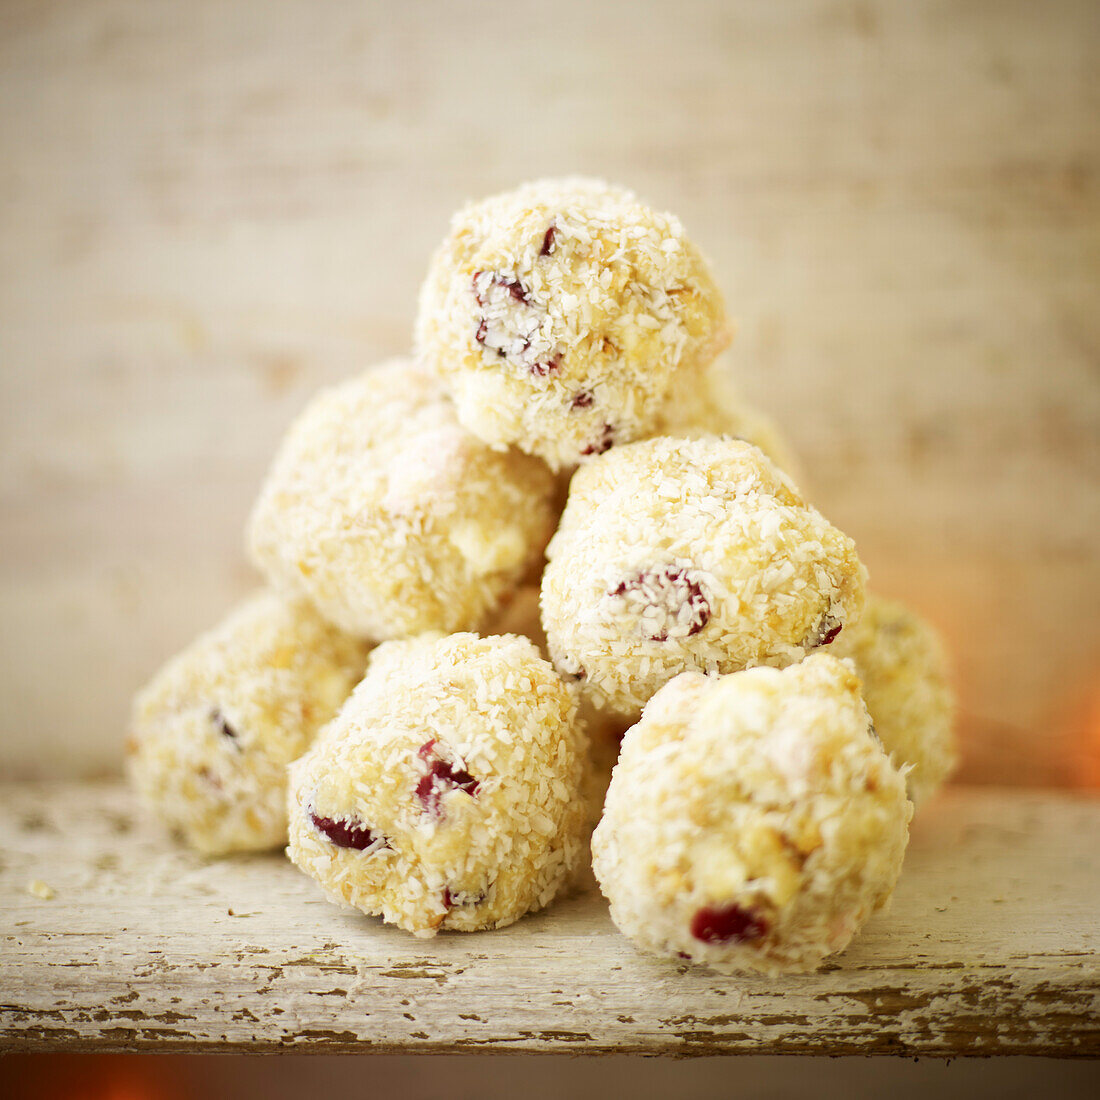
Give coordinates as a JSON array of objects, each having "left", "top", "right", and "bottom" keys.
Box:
[{"left": 0, "top": 782, "right": 1097, "bottom": 1055}]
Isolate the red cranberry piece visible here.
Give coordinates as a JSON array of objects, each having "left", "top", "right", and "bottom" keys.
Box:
[
  {"left": 209, "top": 708, "right": 240, "bottom": 749},
  {"left": 690, "top": 903, "right": 768, "bottom": 945},
  {"left": 581, "top": 423, "right": 615, "bottom": 456},
  {"left": 804, "top": 611, "right": 842, "bottom": 649},
  {"left": 475, "top": 319, "right": 507, "bottom": 359},
  {"left": 570, "top": 390, "right": 594, "bottom": 409},
  {"left": 309, "top": 808, "right": 387, "bottom": 851},
  {"left": 416, "top": 739, "right": 479, "bottom": 817},
  {"left": 609, "top": 566, "right": 711, "bottom": 641},
  {"left": 472, "top": 270, "right": 529, "bottom": 306},
  {"left": 442, "top": 885, "right": 487, "bottom": 910},
  {"left": 530, "top": 354, "right": 561, "bottom": 378},
  {"left": 540, "top": 225, "right": 557, "bottom": 257},
  {"left": 471, "top": 272, "right": 544, "bottom": 362}
]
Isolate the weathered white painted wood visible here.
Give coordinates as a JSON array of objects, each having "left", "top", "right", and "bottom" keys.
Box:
[
  {"left": 1, "top": 782, "right": 1096, "bottom": 1055},
  {"left": 1, "top": 0, "right": 1098, "bottom": 787}
]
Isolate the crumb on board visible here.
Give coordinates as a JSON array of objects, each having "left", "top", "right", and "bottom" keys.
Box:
[{"left": 26, "top": 879, "right": 55, "bottom": 900}]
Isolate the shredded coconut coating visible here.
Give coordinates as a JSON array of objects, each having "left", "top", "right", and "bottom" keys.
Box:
[
  {"left": 541, "top": 437, "right": 868, "bottom": 717},
  {"left": 127, "top": 591, "right": 370, "bottom": 856},
  {"left": 832, "top": 595, "right": 956, "bottom": 807},
  {"left": 592, "top": 656, "right": 912, "bottom": 975},
  {"left": 247, "top": 359, "right": 557, "bottom": 640},
  {"left": 654, "top": 360, "right": 802, "bottom": 480},
  {"left": 485, "top": 585, "right": 627, "bottom": 826},
  {"left": 415, "top": 178, "right": 731, "bottom": 470},
  {"left": 286, "top": 633, "right": 588, "bottom": 937}
]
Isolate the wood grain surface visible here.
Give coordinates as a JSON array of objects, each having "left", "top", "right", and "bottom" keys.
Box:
[
  {"left": 1, "top": 0, "right": 1098, "bottom": 784},
  {"left": 0, "top": 781, "right": 1097, "bottom": 1055}
]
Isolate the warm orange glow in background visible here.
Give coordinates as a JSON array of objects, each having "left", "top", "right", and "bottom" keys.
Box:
[
  {"left": 1070, "top": 676, "right": 1100, "bottom": 789},
  {"left": 0, "top": 1055, "right": 184, "bottom": 1100}
]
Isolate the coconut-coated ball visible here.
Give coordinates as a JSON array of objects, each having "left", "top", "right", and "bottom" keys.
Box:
[
  {"left": 832, "top": 594, "right": 956, "bottom": 807},
  {"left": 286, "top": 633, "right": 588, "bottom": 937},
  {"left": 415, "top": 178, "right": 731, "bottom": 470},
  {"left": 541, "top": 436, "right": 867, "bottom": 717},
  {"left": 127, "top": 591, "right": 370, "bottom": 855},
  {"left": 247, "top": 358, "right": 556, "bottom": 640},
  {"left": 592, "top": 656, "right": 912, "bottom": 974}
]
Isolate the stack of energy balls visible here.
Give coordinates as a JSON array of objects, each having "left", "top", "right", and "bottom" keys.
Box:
[{"left": 129, "top": 179, "right": 955, "bottom": 974}]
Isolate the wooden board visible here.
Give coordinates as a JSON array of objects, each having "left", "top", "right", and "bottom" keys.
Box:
[
  {"left": 1, "top": 0, "right": 1099, "bottom": 789},
  {"left": 1, "top": 781, "right": 1097, "bottom": 1056}
]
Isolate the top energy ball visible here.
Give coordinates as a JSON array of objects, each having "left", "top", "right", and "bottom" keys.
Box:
[{"left": 415, "top": 178, "right": 731, "bottom": 469}]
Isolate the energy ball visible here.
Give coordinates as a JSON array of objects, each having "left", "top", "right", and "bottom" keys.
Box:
[
  {"left": 592, "top": 656, "right": 912, "bottom": 975},
  {"left": 415, "top": 178, "right": 731, "bottom": 470},
  {"left": 128, "top": 591, "right": 370, "bottom": 856},
  {"left": 286, "top": 633, "right": 588, "bottom": 937},
  {"left": 832, "top": 594, "right": 956, "bottom": 807},
  {"left": 541, "top": 436, "right": 867, "bottom": 717},
  {"left": 248, "top": 359, "right": 556, "bottom": 640},
  {"left": 653, "top": 360, "right": 802, "bottom": 480}
]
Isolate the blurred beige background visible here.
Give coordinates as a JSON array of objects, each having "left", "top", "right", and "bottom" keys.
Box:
[{"left": 1, "top": 0, "right": 1097, "bottom": 785}]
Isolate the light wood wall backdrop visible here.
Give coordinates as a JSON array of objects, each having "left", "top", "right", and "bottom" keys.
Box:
[{"left": 2, "top": 0, "right": 1098, "bottom": 784}]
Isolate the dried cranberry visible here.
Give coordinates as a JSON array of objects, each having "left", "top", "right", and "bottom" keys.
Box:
[
  {"left": 581, "top": 423, "right": 615, "bottom": 456},
  {"left": 690, "top": 903, "right": 768, "bottom": 945},
  {"left": 416, "top": 739, "right": 479, "bottom": 816},
  {"left": 609, "top": 565, "right": 711, "bottom": 641},
  {"left": 804, "top": 612, "right": 842, "bottom": 649},
  {"left": 570, "top": 390, "right": 594, "bottom": 409},
  {"left": 540, "top": 225, "right": 557, "bottom": 257},
  {"left": 209, "top": 708, "right": 240, "bottom": 748},
  {"left": 530, "top": 354, "right": 561, "bottom": 378},
  {"left": 442, "top": 885, "right": 486, "bottom": 910},
  {"left": 471, "top": 271, "right": 544, "bottom": 363},
  {"left": 472, "top": 270, "right": 529, "bottom": 306},
  {"left": 309, "top": 808, "right": 387, "bottom": 851}
]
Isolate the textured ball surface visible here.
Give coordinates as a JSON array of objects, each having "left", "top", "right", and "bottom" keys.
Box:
[
  {"left": 286, "top": 633, "right": 588, "bottom": 937},
  {"left": 833, "top": 594, "right": 956, "bottom": 806},
  {"left": 415, "top": 178, "right": 731, "bottom": 469},
  {"left": 248, "top": 358, "right": 556, "bottom": 640},
  {"left": 541, "top": 436, "right": 867, "bottom": 717},
  {"left": 128, "top": 591, "right": 370, "bottom": 855},
  {"left": 592, "top": 656, "right": 912, "bottom": 974},
  {"left": 485, "top": 584, "right": 629, "bottom": 826}
]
